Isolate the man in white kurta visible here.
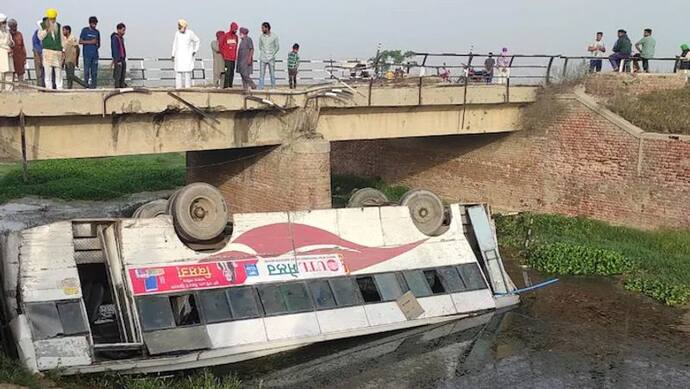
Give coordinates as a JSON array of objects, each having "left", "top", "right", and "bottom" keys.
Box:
[
  {"left": 172, "top": 19, "right": 200, "bottom": 89},
  {"left": 0, "top": 14, "right": 15, "bottom": 91}
]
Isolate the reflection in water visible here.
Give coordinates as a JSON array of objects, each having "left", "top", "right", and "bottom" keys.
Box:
[{"left": 230, "top": 261, "right": 690, "bottom": 388}]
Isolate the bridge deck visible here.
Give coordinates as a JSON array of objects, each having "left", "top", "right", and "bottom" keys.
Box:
[{"left": 0, "top": 83, "right": 537, "bottom": 161}]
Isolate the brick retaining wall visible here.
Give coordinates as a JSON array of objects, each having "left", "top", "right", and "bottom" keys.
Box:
[{"left": 331, "top": 94, "right": 690, "bottom": 229}]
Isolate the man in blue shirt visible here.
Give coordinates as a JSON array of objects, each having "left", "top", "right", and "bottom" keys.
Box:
[
  {"left": 79, "top": 16, "right": 100, "bottom": 88},
  {"left": 32, "top": 18, "right": 46, "bottom": 87}
]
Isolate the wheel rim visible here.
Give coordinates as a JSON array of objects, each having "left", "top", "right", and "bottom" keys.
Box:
[
  {"left": 401, "top": 189, "right": 445, "bottom": 236},
  {"left": 172, "top": 183, "right": 229, "bottom": 242},
  {"left": 347, "top": 188, "right": 389, "bottom": 208}
]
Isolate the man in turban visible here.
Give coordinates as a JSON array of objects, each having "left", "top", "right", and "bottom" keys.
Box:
[{"left": 171, "top": 19, "right": 200, "bottom": 89}]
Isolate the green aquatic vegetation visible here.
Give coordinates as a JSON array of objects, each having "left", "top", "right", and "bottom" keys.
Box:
[
  {"left": 527, "top": 242, "right": 633, "bottom": 276},
  {"left": 495, "top": 213, "right": 690, "bottom": 306}
]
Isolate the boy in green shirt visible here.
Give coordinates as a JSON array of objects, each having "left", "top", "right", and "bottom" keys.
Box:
[
  {"left": 287, "top": 43, "right": 300, "bottom": 89},
  {"left": 633, "top": 28, "right": 656, "bottom": 73}
]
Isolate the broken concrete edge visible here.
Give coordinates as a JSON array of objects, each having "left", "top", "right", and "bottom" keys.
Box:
[{"left": 556, "top": 89, "right": 690, "bottom": 143}]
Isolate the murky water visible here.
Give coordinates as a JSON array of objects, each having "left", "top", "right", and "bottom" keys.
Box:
[{"left": 228, "top": 259, "right": 690, "bottom": 388}]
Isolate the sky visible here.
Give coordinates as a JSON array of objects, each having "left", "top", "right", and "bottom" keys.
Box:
[{"left": 4, "top": 0, "right": 690, "bottom": 61}]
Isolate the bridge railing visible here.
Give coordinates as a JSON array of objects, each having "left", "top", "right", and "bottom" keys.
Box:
[{"left": 21, "top": 53, "right": 687, "bottom": 88}]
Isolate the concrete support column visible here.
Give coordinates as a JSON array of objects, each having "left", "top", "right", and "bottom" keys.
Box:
[{"left": 186, "top": 138, "right": 332, "bottom": 214}]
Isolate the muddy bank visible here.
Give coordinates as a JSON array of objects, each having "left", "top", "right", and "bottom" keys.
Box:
[
  {"left": 0, "top": 190, "right": 175, "bottom": 235},
  {"left": 233, "top": 259, "right": 690, "bottom": 388}
]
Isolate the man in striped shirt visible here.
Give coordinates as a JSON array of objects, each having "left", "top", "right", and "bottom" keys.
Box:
[{"left": 287, "top": 43, "right": 300, "bottom": 89}]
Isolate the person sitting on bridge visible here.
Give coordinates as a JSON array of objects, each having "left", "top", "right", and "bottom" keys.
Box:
[
  {"left": 633, "top": 28, "right": 656, "bottom": 73},
  {"left": 678, "top": 44, "right": 690, "bottom": 74},
  {"left": 484, "top": 53, "right": 495, "bottom": 84},
  {"left": 609, "top": 29, "right": 632, "bottom": 72}
]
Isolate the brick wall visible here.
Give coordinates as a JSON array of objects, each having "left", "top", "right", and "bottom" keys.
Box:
[
  {"left": 331, "top": 96, "right": 690, "bottom": 229},
  {"left": 584, "top": 73, "right": 687, "bottom": 97},
  {"left": 187, "top": 139, "right": 332, "bottom": 214}
]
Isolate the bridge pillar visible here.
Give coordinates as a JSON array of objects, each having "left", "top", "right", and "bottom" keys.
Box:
[{"left": 186, "top": 138, "right": 332, "bottom": 214}]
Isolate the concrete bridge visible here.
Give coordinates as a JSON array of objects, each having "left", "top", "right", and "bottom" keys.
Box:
[{"left": 0, "top": 82, "right": 536, "bottom": 213}]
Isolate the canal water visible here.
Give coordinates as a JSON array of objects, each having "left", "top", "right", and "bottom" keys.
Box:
[{"left": 229, "top": 259, "right": 690, "bottom": 388}]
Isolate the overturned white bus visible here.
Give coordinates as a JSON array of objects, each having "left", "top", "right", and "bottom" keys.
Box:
[{"left": 0, "top": 184, "right": 518, "bottom": 374}]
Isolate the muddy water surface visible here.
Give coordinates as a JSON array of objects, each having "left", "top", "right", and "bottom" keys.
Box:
[{"left": 231, "top": 259, "right": 690, "bottom": 388}]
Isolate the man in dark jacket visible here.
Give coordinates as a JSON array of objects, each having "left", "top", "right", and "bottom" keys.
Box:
[
  {"left": 609, "top": 29, "right": 632, "bottom": 72},
  {"left": 111, "top": 23, "right": 126, "bottom": 88}
]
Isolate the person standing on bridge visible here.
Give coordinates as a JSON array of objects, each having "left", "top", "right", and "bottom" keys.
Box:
[
  {"left": 172, "top": 19, "right": 200, "bottom": 89},
  {"left": 38, "top": 8, "right": 64, "bottom": 89},
  {"left": 0, "top": 14, "right": 14, "bottom": 91},
  {"left": 237, "top": 27, "right": 256, "bottom": 91},
  {"left": 8, "top": 19, "right": 26, "bottom": 83},
  {"left": 258, "top": 22, "right": 279, "bottom": 89},
  {"left": 287, "top": 43, "right": 300, "bottom": 89},
  {"left": 32, "top": 18, "right": 46, "bottom": 87},
  {"left": 609, "top": 29, "right": 632, "bottom": 72},
  {"left": 587, "top": 32, "right": 606, "bottom": 72},
  {"left": 111, "top": 23, "right": 127, "bottom": 89},
  {"left": 220, "top": 22, "right": 239, "bottom": 89},
  {"left": 211, "top": 31, "right": 225, "bottom": 87},
  {"left": 484, "top": 53, "right": 495, "bottom": 84},
  {"left": 62, "top": 25, "right": 86, "bottom": 89},
  {"left": 496, "top": 48, "right": 510, "bottom": 84},
  {"left": 633, "top": 28, "right": 656, "bottom": 73},
  {"left": 79, "top": 17, "right": 100, "bottom": 89}
]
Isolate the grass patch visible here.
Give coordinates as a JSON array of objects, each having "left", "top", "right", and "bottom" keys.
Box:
[
  {"left": 58, "top": 369, "right": 241, "bottom": 389},
  {"left": 331, "top": 175, "right": 409, "bottom": 208},
  {"left": 0, "top": 153, "right": 185, "bottom": 204},
  {"left": 0, "top": 354, "right": 242, "bottom": 389},
  {"left": 495, "top": 213, "right": 690, "bottom": 305},
  {"left": 607, "top": 86, "right": 690, "bottom": 135},
  {"left": 0, "top": 354, "right": 45, "bottom": 389}
]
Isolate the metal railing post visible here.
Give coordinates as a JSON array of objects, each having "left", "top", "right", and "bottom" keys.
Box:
[
  {"left": 546, "top": 56, "right": 556, "bottom": 84},
  {"left": 562, "top": 57, "right": 569, "bottom": 80}
]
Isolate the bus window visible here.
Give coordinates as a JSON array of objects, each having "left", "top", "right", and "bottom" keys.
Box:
[
  {"left": 281, "top": 283, "right": 314, "bottom": 313},
  {"left": 457, "top": 264, "right": 488, "bottom": 291},
  {"left": 356, "top": 276, "right": 382, "bottom": 303},
  {"left": 403, "top": 270, "right": 432, "bottom": 297},
  {"left": 308, "top": 280, "right": 337, "bottom": 310},
  {"left": 438, "top": 267, "right": 467, "bottom": 293},
  {"left": 227, "top": 287, "right": 262, "bottom": 319},
  {"left": 199, "top": 289, "right": 233, "bottom": 323},
  {"left": 374, "top": 273, "right": 405, "bottom": 301},
  {"left": 329, "top": 278, "right": 363, "bottom": 307},
  {"left": 169, "top": 294, "right": 201, "bottom": 326},
  {"left": 137, "top": 295, "right": 175, "bottom": 331},
  {"left": 423, "top": 270, "right": 447, "bottom": 295}
]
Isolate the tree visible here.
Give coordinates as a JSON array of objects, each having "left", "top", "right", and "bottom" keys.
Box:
[{"left": 372, "top": 50, "right": 417, "bottom": 72}]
